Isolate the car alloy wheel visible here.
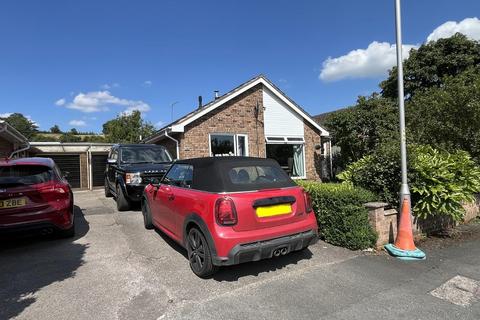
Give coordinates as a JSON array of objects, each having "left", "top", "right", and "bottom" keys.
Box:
[{"left": 187, "top": 228, "right": 206, "bottom": 273}]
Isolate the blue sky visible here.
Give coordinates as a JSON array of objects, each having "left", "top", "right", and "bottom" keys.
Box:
[{"left": 1, "top": 0, "right": 479, "bottom": 132}]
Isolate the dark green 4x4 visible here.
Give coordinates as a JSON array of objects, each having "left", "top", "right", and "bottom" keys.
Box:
[{"left": 104, "top": 144, "right": 173, "bottom": 211}]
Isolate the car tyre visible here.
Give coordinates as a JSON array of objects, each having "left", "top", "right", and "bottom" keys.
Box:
[
  {"left": 142, "top": 198, "right": 154, "bottom": 230},
  {"left": 116, "top": 184, "right": 131, "bottom": 211},
  {"left": 56, "top": 205, "right": 76, "bottom": 238},
  {"left": 104, "top": 179, "right": 113, "bottom": 197},
  {"left": 186, "top": 228, "right": 218, "bottom": 278}
]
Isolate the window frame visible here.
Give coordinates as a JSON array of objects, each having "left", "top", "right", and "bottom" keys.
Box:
[{"left": 209, "top": 133, "right": 249, "bottom": 157}]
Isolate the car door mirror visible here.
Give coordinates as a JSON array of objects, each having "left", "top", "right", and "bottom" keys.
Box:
[
  {"left": 107, "top": 158, "right": 117, "bottom": 164},
  {"left": 150, "top": 177, "right": 161, "bottom": 187}
]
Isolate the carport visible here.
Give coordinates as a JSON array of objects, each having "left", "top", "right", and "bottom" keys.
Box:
[{"left": 29, "top": 142, "right": 113, "bottom": 190}]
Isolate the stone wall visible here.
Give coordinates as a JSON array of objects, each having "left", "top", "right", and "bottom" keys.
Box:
[{"left": 365, "top": 198, "right": 480, "bottom": 249}]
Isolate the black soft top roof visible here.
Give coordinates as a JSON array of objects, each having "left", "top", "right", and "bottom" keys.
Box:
[{"left": 175, "top": 157, "right": 296, "bottom": 192}]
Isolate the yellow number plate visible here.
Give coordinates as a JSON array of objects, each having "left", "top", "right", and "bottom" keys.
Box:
[
  {"left": 0, "top": 197, "right": 27, "bottom": 209},
  {"left": 256, "top": 204, "right": 292, "bottom": 218}
]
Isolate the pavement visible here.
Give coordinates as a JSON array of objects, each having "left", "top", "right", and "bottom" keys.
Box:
[{"left": 0, "top": 189, "right": 479, "bottom": 320}]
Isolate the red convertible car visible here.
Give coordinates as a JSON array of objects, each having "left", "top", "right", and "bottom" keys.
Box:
[
  {"left": 142, "top": 157, "right": 318, "bottom": 277},
  {"left": 0, "top": 157, "right": 75, "bottom": 237}
]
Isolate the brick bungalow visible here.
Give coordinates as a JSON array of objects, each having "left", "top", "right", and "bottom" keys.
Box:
[
  {"left": 0, "top": 120, "right": 29, "bottom": 159},
  {"left": 144, "top": 75, "right": 332, "bottom": 181}
]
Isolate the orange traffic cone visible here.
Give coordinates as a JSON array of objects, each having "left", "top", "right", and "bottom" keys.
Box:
[
  {"left": 394, "top": 198, "right": 416, "bottom": 250},
  {"left": 384, "top": 197, "right": 426, "bottom": 260}
]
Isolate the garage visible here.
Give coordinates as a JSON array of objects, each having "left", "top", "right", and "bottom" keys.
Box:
[
  {"left": 40, "top": 154, "right": 81, "bottom": 188},
  {"left": 91, "top": 154, "right": 108, "bottom": 187},
  {"left": 29, "top": 142, "right": 113, "bottom": 190}
]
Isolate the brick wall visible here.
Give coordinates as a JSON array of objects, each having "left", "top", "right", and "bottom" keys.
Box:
[
  {"left": 0, "top": 138, "right": 13, "bottom": 158},
  {"left": 178, "top": 84, "right": 265, "bottom": 159},
  {"left": 303, "top": 120, "right": 322, "bottom": 181},
  {"left": 152, "top": 84, "right": 324, "bottom": 181},
  {"left": 79, "top": 153, "right": 88, "bottom": 189}
]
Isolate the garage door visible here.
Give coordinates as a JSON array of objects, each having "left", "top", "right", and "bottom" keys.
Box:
[
  {"left": 92, "top": 154, "right": 108, "bottom": 187},
  {"left": 39, "top": 154, "right": 81, "bottom": 188}
]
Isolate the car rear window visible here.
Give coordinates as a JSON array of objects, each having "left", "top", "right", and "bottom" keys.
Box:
[
  {"left": 228, "top": 165, "right": 290, "bottom": 185},
  {"left": 0, "top": 165, "right": 53, "bottom": 187}
]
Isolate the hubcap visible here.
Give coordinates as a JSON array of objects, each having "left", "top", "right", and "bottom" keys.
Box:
[{"left": 188, "top": 230, "right": 205, "bottom": 272}]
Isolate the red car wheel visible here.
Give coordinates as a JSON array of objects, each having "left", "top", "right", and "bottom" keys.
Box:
[{"left": 186, "top": 228, "right": 218, "bottom": 278}]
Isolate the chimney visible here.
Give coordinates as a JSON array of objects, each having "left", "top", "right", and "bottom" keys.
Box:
[
  {"left": 198, "top": 95, "right": 203, "bottom": 108},
  {"left": 214, "top": 90, "right": 219, "bottom": 99}
]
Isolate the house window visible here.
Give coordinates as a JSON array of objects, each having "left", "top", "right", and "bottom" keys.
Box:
[
  {"left": 265, "top": 136, "right": 306, "bottom": 178},
  {"left": 210, "top": 134, "right": 249, "bottom": 157}
]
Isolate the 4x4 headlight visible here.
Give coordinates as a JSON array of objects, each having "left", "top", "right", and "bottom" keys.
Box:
[{"left": 125, "top": 172, "right": 142, "bottom": 184}]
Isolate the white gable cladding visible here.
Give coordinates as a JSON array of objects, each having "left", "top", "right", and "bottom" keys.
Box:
[{"left": 263, "top": 87, "right": 304, "bottom": 137}]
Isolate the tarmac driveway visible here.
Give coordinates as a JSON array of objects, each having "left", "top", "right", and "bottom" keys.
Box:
[{"left": 1, "top": 190, "right": 479, "bottom": 320}]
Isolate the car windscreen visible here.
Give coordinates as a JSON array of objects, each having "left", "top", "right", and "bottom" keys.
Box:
[
  {"left": 0, "top": 165, "right": 53, "bottom": 187},
  {"left": 120, "top": 147, "right": 172, "bottom": 164}
]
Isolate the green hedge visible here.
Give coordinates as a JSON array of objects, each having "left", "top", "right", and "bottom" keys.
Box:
[{"left": 297, "top": 181, "right": 378, "bottom": 250}]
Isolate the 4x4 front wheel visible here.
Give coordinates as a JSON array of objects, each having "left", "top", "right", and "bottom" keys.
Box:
[
  {"left": 116, "top": 184, "right": 131, "bottom": 211},
  {"left": 186, "top": 228, "right": 218, "bottom": 278}
]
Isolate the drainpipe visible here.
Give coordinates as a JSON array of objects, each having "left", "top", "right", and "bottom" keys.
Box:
[{"left": 164, "top": 129, "right": 180, "bottom": 160}]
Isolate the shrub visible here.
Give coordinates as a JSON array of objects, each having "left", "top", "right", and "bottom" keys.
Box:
[
  {"left": 337, "top": 143, "right": 402, "bottom": 206},
  {"left": 297, "top": 181, "right": 377, "bottom": 250},
  {"left": 338, "top": 144, "right": 480, "bottom": 222},
  {"left": 410, "top": 146, "right": 480, "bottom": 221}
]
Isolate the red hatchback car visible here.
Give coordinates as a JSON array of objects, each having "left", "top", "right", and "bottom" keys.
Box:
[
  {"left": 0, "top": 157, "right": 75, "bottom": 238},
  {"left": 142, "top": 157, "right": 318, "bottom": 277}
]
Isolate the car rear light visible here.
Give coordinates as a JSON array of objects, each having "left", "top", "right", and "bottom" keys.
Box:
[
  {"left": 38, "top": 184, "right": 70, "bottom": 201},
  {"left": 215, "top": 197, "right": 237, "bottom": 226},
  {"left": 303, "top": 191, "right": 313, "bottom": 214}
]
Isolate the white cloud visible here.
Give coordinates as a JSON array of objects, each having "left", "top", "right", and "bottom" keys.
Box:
[
  {"left": 319, "top": 17, "right": 480, "bottom": 82},
  {"left": 69, "top": 119, "right": 87, "bottom": 127},
  {"left": 427, "top": 17, "right": 480, "bottom": 42},
  {"left": 0, "top": 113, "right": 12, "bottom": 118},
  {"left": 100, "top": 83, "right": 119, "bottom": 90},
  {"left": 143, "top": 80, "right": 152, "bottom": 87},
  {"left": 64, "top": 91, "right": 151, "bottom": 114},
  {"left": 155, "top": 120, "right": 165, "bottom": 128},
  {"left": 55, "top": 98, "right": 66, "bottom": 106},
  {"left": 319, "top": 42, "right": 417, "bottom": 81}
]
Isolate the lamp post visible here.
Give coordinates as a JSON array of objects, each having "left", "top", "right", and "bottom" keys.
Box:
[
  {"left": 384, "top": 0, "right": 426, "bottom": 260},
  {"left": 394, "top": 0, "right": 410, "bottom": 207}
]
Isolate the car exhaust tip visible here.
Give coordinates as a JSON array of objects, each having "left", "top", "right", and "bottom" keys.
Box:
[
  {"left": 280, "top": 247, "right": 288, "bottom": 255},
  {"left": 273, "top": 249, "right": 281, "bottom": 257}
]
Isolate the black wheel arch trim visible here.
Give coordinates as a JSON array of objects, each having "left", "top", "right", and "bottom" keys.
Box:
[
  {"left": 116, "top": 175, "right": 127, "bottom": 195},
  {"left": 183, "top": 214, "right": 218, "bottom": 259}
]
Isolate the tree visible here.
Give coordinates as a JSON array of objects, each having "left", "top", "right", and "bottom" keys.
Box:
[
  {"left": 31, "top": 134, "right": 58, "bottom": 142},
  {"left": 324, "top": 94, "right": 399, "bottom": 168},
  {"left": 70, "top": 128, "right": 79, "bottom": 135},
  {"left": 406, "top": 68, "right": 480, "bottom": 162},
  {"left": 1, "top": 113, "right": 38, "bottom": 139},
  {"left": 381, "top": 33, "right": 480, "bottom": 99},
  {"left": 60, "top": 133, "right": 81, "bottom": 143},
  {"left": 102, "top": 110, "right": 155, "bottom": 143},
  {"left": 82, "top": 135, "right": 106, "bottom": 143},
  {"left": 50, "top": 125, "right": 62, "bottom": 133}
]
